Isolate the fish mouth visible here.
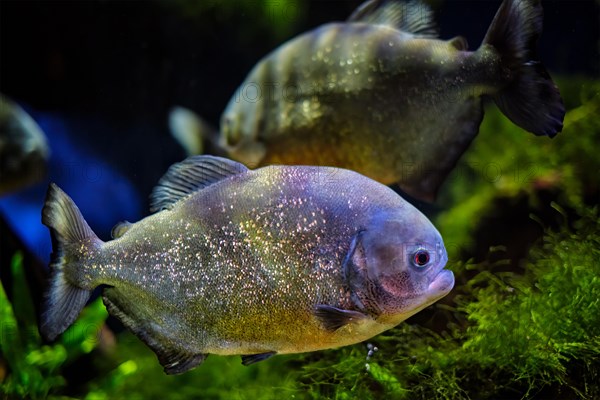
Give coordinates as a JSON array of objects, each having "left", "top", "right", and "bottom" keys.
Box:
[{"left": 428, "top": 269, "right": 455, "bottom": 296}]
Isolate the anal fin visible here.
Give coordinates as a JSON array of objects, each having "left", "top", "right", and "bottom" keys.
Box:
[
  {"left": 102, "top": 289, "right": 207, "bottom": 374},
  {"left": 241, "top": 351, "right": 276, "bottom": 366},
  {"left": 398, "top": 98, "right": 484, "bottom": 202},
  {"left": 161, "top": 352, "right": 207, "bottom": 375}
]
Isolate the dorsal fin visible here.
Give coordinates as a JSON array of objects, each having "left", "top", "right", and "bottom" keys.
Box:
[
  {"left": 150, "top": 156, "right": 248, "bottom": 213},
  {"left": 347, "top": 0, "right": 437, "bottom": 38}
]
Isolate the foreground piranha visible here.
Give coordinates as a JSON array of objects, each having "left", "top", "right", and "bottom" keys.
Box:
[
  {"left": 177, "top": 0, "right": 564, "bottom": 201},
  {"left": 41, "top": 156, "right": 453, "bottom": 373}
]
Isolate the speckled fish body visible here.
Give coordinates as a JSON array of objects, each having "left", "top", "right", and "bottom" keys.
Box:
[
  {"left": 41, "top": 156, "right": 453, "bottom": 374},
  {"left": 218, "top": 0, "right": 564, "bottom": 201},
  {"left": 0, "top": 93, "right": 49, "bottom": 195}
]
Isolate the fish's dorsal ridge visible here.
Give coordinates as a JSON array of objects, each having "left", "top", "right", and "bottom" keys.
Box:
[
  {"left": 150, "top": 155, "right": 248, "bottom": 213},
  {"left": 347, "top": 0, "right": 437, "bottom": 38}
]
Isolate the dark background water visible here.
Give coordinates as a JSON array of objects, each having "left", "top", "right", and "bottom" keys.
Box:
[{"left": 1, "top": 0, "right": 598, "bottom": 260}]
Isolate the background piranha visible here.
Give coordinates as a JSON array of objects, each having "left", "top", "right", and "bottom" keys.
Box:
[
  {"left": 175, "top": 0, "right": 564, "bottom": 202},
  {"left": 1, "top": 0, "right": 597, "bottom": 398},
  {"left": 41, "top": 156, "right": 453, "bottom": 374}
]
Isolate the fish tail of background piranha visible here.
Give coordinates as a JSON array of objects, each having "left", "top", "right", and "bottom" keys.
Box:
[{"left": 482, "top": 0, "right": 564, "bottom": 137}]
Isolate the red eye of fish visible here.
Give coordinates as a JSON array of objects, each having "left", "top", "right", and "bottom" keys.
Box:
[{"left": 413, "top": 250, "right": 430, "bottom": 267}]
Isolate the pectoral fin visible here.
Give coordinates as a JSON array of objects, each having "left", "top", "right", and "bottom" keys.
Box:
[
  {"left": 314, "top": 305, "right": 369, "bottom": 332},
  {"left": 241, "top": 351, "right": 276, "bottom": 366}
]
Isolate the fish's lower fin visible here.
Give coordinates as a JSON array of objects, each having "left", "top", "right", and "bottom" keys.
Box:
[
  {"left": 40, "top": 183, "right": 102, "bottom": 341},
  {"left": 103, "top": 290, "right": 207, "bottom": 374},
  {"left": 241, "top": 352, "right": 276, "bottom": 366},
  {"left": 484, "top": 0, "right": 564, "bottom": 137},
  {"left": 314, "top": 305, "right": 369, "bottom": 332}
]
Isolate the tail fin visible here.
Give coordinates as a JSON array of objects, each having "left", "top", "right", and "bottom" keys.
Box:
[
  {"left": 41, "top": 183, "right": 101, "bottom": 341},
  {"left": 484, "top": 0, "right": 564, "bottom": 137}
]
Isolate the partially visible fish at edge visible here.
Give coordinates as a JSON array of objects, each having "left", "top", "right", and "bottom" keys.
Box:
[{"left": 0, "top": 94, "right": 49, "bottom": 195}]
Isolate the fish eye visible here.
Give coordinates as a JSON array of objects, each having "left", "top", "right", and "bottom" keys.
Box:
[{"left": 412, "top": 249, "right": 430, "bottom": 267}]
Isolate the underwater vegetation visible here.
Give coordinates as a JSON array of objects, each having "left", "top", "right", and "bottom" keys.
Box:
[
  {"left": 1, "top": 77, "right": 598, "bottom": 399},
  {"left": 1, "top": 0, "right": 599, "bottom": 398}
]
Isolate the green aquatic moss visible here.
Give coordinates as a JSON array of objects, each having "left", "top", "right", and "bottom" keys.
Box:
[
  {"left": 84, "top": 336, "right": 301, "bottom": 400},
  {"left": 295, "top": 324, "right": 461, "bottom": 400},
  {"left": 2, "top": 78, "right": 598, "bottom": 399},
  {"left": 0, "top": 253, "right": 108, "bottom": 400},
  {"left": 457, "top": 209, "right": 600, "bottom": 398}
]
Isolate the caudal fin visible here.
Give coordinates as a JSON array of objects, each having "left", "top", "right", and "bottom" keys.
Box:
[
  {"left": 484, "top": 0, "right": 564, "bottom": 137},
  {"left": 41, "top": 183, "right": 101, "bottom": 341}
]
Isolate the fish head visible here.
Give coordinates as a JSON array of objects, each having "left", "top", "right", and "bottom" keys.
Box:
[{"left": 346, "top": 208, "right": 453, "bottom": 325}]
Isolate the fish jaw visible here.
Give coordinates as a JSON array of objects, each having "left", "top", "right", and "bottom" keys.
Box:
[
  {"left": 428, "top": 269, "right": 454, "bottom": 298},
  {"left": 426, "top": 243, "right": 453, "bottom": 300},
  {"left": 375, "top": 267, "right": 454, "bottom": 328}
]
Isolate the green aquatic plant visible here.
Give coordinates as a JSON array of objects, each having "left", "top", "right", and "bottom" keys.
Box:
[
  {"left": 458, "top": 207, "right": 600, "bottom": 398},
  {"left": 0, "top": 252, "right": 108, "bottom": 400},
  {"left": 83, "top": 337, "right": 300, "bottom": 400}
]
